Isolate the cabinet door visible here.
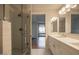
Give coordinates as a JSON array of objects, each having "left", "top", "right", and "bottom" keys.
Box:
[
  {"left": 55, "top": 39, "right": 79, "bottom": 55},
  {"left": 48, "top": 37, "right": 79, "bottom": 55},
  {"left": 54, "top": 39, "right": 63, "bottom": 55},
  {"left": 55, "top": 40, "right": 79, "bottom": 55},
  {"left": 48, "top": 37, "right": 56, "bottom": 54},
  {"left": 60, "top": 42, "right": 79, "bottom": 55}
]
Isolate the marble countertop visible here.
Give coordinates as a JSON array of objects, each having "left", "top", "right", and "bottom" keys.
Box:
[{"left": 49, "top": 33, "right": 79, "bottom": 51}]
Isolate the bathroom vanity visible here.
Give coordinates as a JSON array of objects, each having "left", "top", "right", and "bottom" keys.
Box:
[{"left": 47, "top": 33, "right": 79, "bottom": 55}]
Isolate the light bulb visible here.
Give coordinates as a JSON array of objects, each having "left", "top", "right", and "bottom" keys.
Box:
[
  {"left": 61, "top": 7, "right": 65, "bottom": 11},
  {"left": 59, "top": 10, "right": 62, "bottom": 14},
  {"left": 71, "top": 4, "right": 77, "bottom": 8},
  {"left": 51, "top": 17, "right": 58, "bottom": 22},
  {"left": 66, "top": 8, "right": 70, "bottom": 12},
  {"left": 65, "top": 4, "right": 71, "bottom": 8}
]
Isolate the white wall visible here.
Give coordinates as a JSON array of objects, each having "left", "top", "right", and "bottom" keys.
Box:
[{"left": 65, "top": 12, "right": 71, "bottom": 33}]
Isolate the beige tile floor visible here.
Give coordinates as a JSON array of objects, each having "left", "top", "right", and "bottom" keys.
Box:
[{"left": 31, "top": 49, "right": 52, "bottom": 55}]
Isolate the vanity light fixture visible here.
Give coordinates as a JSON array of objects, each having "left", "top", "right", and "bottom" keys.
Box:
[
  {"left": 65, "top": 4, "right": 77, "bottom": 9},
  {"left": 59, "top": 10, "right": 66, "bottom": 15},
  {"left": 51, "top": 17, "right": 58, "bottom": 22},
  {"left": 59, "top": 7, "right": 66, "bottom": 15},
  {"left": 59, "top": 4, "right": 77, "bottom": 15},
  {"left": 59, "top": 10, "right": 62, "bottom": 14},
  {"left": 71, "top": 4, "right": 77, "bottom": 8},
  {"left": 66, "top": 8, "right": 70, "bottom": 12},
  {"left": 61, "top": 7, "right": 65, "bottom": 11},
  {"left": 65, "top": 4, "right": 71, "bottom": 8}
]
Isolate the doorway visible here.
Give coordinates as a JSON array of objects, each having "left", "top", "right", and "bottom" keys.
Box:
[{"left": 32, "top": 14, "right": 46, "bottom": 49}]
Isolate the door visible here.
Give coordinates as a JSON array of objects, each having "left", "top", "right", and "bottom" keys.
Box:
[
  {"left": 10, "top": 5, "right": 31, "bottom": 54},
  {"left": 10, "top": 6, "right": 31, "bottom": 55},
  {"left": 11, "top": 10, "right": 23, "bottom": 54}
]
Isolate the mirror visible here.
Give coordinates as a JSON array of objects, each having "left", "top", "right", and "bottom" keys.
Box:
[
  {"left": 53, "top": 20, "right": 57, "bottom": 32},
  {"left": 71, "top": 14, "right": 79, "bottom": 34},
  {"left": 59, "top": 17, "right": 65, "bottom": 32}
]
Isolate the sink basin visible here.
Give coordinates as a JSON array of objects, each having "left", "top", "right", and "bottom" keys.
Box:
[
  {"left": 63, "top": 38, "right": 79, "bottom": 43},
  {"left": 55, "top": 35, "right": 66, "bottom": 38},
  {"left": 70, "top": 43, "right": 79, "bottom": 49}
]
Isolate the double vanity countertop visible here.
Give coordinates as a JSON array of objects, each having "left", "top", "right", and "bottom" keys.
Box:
[{"left": 49, "top": 33, "right": 79, "bottom": 51}]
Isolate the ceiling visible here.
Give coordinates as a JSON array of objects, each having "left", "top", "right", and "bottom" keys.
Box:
[
  {"left": 10, "top": 4, "right": 64, "bottom": 12},
  {"left": 10, "top": 4, "right": 79, "bottom": 12},
  {"left": 10, "top": 4, "right": 22, "bottom": 11},
  {"left": 32, "top": 4, "right": 64, "bottom": 11}
]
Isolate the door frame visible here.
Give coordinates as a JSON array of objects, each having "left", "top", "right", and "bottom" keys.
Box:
[{"left": 31, "top": 12, "right": 46, "bottom": 49}]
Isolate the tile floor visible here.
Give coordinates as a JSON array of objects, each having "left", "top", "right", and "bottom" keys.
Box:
[{"left": 31, "top": 49, "right": 52, "bottom": 55}]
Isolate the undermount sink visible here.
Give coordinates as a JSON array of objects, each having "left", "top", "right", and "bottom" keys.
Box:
[
  {"left": 52, "top": 34, "right": 79, "bottom": 46},
  {"left": 71, "top": 43, "right": 79, "bottom": 47},
  {"left": 57, "top": 36, "right": 66, "bottom": 38},
  {"left": 63, "top": 38, "right": 79, "bottom": 43},
  {"left": 55, "top": 35, "right": 67, "bottom": 38}
]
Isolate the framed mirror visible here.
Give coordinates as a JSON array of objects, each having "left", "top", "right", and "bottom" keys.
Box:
[
  {"left": 71, "top": 14, "right": 79, "bottom": 34},
  {"left": 59, "top": 17, "right": 65, "bottom": 32},
  {"left": 52, "top": 20, "right": 57, "bottom": 32}
]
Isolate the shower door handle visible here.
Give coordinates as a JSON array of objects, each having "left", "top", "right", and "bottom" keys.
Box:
[{"left": 19, "top": 28, "right": 23, "bottom": 31}]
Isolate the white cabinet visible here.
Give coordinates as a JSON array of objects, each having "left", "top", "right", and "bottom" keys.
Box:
[
  {"left": 47, "top": 36, "right": 56, "bottom": 54},
  {"left": 54, "top": 39, "right": 62, "bottom": 54},
  {"left": 47, "top": 36, "right": 79, "bottom": 55},
  {"left": 58, "top": 42, "right": 79, "bottom": 55}
]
